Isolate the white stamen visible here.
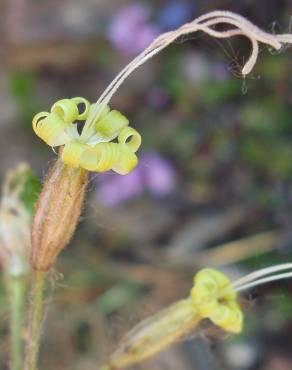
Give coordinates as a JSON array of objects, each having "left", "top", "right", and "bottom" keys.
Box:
[
  {"left": 81, "top": 10, "right": 292, "bottom": 138},
  {"left": 232, "top": 263, "right": 292, "bottom": 289},
  {"left": 235, "top": 271, "right": 292, "bottom": 292}
]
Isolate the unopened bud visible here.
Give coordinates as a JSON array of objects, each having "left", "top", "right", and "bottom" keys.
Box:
[
  {"left": 0, "top": 163, "right": 39, "bottom": 277},
  {"left": 31, "top": 158, "right": 88, "bottom": 271}
]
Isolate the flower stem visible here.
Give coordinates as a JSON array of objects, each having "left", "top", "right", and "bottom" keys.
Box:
[
  {"left": 8, "top": 275, "right": 26, "bottom": 370},
  {"left": 25, "top": 270, "right": 46, "bottom": 370}
]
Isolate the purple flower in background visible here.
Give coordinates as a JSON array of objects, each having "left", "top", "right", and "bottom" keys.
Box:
[
  {"left": 148, "top": 87, "right": 171, "bottom": 109},
  {"left": 95, "top": 152, "right": 176, "bottom": 207},
  {"left": 107, "top": 3, "right": 160, "bottom": 56},
  {"left": 142, "top": 152, "right": 176, "bottom": 196},
  {"left": 95, "top": 169, "right": 143, "bottom": 207},
  {"left": 158, "top": 1, "right": 195, "bottom": 31}
]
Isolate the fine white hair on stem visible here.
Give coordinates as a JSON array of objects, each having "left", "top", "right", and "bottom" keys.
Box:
[
  {"left": 81, "top": 10, "right": 292, "bottom": 137},
  {"left": 231, "top": 263, "right": 292, "bottom": 292}
]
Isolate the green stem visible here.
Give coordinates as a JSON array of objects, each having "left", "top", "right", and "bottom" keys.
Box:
[
  {"left": 24, "top": 270, "right": 46, "bottom": 370},
  {"left": 8, "top": 275, "right": 26, "bottom": 370}
]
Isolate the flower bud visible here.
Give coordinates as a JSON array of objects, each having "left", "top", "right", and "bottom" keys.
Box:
[
  {"left": 31, "top": 158, "right": 88, "bottom": 271},
  {"left": 0, "top": 164, "right": 39, "bottom": 277}
]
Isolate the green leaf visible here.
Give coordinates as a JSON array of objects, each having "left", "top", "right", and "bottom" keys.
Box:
[{"left": 19, "top": 169, "right": 41, "bottom": 217}]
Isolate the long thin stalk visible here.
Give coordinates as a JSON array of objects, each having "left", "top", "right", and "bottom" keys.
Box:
[
  {"left": 8, "top": 275, "right": 26, "bottom": 370},
  {"left": 24, "top": 270, "right": 46, "bottom": 370}
]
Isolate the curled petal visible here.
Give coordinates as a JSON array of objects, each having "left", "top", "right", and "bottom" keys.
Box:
[
  {"left": 79, "top": 143, "right": 138, "bottom": 175},
  {"left": 32, "top": 99, "right": 141, "bottom": 175},
  {"left": 118, "top": 126, "right": 141, "bottom": 152},
  {"left": 32, "top": 111, "right": 49, "bottom": 132},
  {"left": 78, "top": 143, "right": 118, "bottom": 172},
  {"left": 61, "top": 141, "right": 88, "bottom": 168},
  {"left": 90, "top": 103, "right": 110, "bottom": 121},
  {"left": 71, "top": 97, "right": 91, "bottom": 120},
  {"left": 51, "top": 99, "right": 79, "bottom": 123},
  {"left": 190, "top": 282, "right": 218, "bottom": 316},
  {"left": 111, "top": 144, "right": 138, "bottom": 175},
  {"left": 32, "top": 111, "right": 71, "bottom": 146},
  {"left": 95, "top": 110, "right": 129, "bottom": 141},
  {"left": 210, "top": 301, "right": 243, "bottom": 333},
  {"left": 190, "top": 268, "right": 243, "bottom": 333}
]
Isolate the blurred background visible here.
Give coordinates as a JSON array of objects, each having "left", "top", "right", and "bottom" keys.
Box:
[{"left": 0, "top": 0, "right": 292, "bottom": 369}]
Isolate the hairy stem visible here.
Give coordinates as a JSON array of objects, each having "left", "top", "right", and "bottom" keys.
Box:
[
  {"left": 8, "top": 275, "right": 26, "bottom": 370},
  {"left": 24, "top": 270, "right": 46, "bottom": 370}
]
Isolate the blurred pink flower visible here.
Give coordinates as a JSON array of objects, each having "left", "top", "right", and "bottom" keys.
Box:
[
  {"left": 95, "top": 152, "right": 176, "bottom": 207},
  {"left": 95, "top": 169, "right": 143, "bottom": 207},
  {"left": 142, "top": 152, "right": 176, "bottom": 196},
  {"left": 107, "top": 3, "right": 159, "bottom": 56}
]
